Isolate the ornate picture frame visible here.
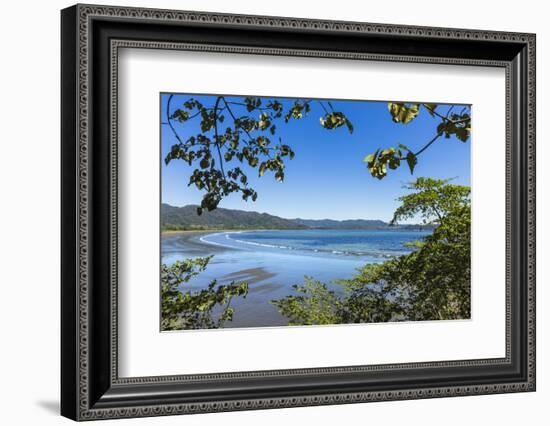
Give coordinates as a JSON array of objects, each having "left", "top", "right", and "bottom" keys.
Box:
[{"left": 61, "top": 4, "right": 535, "bottom": 421}]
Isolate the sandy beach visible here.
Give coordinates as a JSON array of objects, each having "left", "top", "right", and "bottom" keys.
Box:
[
  {"left": 161, "top": 230, "right": 231, "bottom": 255},
  {"left": 161, "top": 230, "right": 278, "bottom": 285}
]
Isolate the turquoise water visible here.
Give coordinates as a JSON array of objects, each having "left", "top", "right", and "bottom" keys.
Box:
[{"left": 161, "top": 229, "right": 431, "bottom": 328}]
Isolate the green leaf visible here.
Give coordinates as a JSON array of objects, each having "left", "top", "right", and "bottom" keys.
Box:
[
  {"left": 437, "top": 118, "right": 470, "bottom": 142},
  {"left": 319, "top": 112, "right": 354, "bottom": 133},
  {"left": 171, "top": 109, "right": 190, "bottom": 122},
  {"left": 423, "top": 104, "right": 438, "bottom": 116},
  {"left": 454, "top": 126, "right": 469, "bottom": 142},
  {"left": 406, "top": 152, "right": 417, "bottom": 174},
  {"left": 364, "top": 153, "right": 376, "bottom": 165},
  {"left": 345, "top": 118, "right": 354, "bottom": 134},
  {"left": 200, "top": 157, "right": 210, "bottom": 169},
  {"left": 258, "top": 163, "right": 267, "bottom": 177},
  {"left": 364, "top": 148, "right": 380, "bottom": 167},
  {"left": 388, "top": 103, "right": 420, "bottom": 124},
  {"left": 389, "top": 156, "right": 400, "bottom": 170}
]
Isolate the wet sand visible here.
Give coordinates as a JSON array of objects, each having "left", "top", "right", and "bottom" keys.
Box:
[
  {"left": 222, "top": 267, "right": 277, "bottom": 285},
  {"left": 161, "top": 230, "right": 231, "bottom": 255},
  {"left": 162, "top": 231, "right": 277, "bottom": 284}
]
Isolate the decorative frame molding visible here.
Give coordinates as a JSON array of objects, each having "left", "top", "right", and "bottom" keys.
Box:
[{"left": 61, "top": 4, "right": 535, "bottom": 421}]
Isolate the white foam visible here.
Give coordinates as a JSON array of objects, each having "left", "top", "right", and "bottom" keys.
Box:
[{"left": 199, "top": 231, "right": 243, "bottom": 249}]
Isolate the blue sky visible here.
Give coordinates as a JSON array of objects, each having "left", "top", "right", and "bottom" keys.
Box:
[{"left": 160, "top": 93, "right": 470, "bottom": 221}]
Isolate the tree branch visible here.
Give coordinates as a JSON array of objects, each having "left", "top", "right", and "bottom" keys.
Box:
[
  {"left": 422, "top": 104, "right": 470, "bottom": 125},
  {"left": 224, "top": 101, "right": 272, "bottom": 111},
  {"left": 212, "top": 96, "right": 226, "bottom": 179},
  {"left": 166, "top": 94, "right": 185, "bottom": 145},
  {"left": 413, "top": 130, "right": 445, "bottom": 157},
  {"left": 395, "top": 130, "right": 444, "bottom": 162},
  {"left": 318, "top": 101, "right": 329, "bottom": 114},
  {"left": 221, "top": 96, "right": 256, "bottom": 142},
  {"left": 393, "top": 105, "right": 470, "bottom": 161}
]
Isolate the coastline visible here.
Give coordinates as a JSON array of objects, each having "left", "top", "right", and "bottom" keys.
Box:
[
  {"left": 162, "top": 228, "right": 300, "bottom": 235},
  {"left": 162, "top": 228, "right": 429, "bottom": 259},
  {"left": 161, "top": 229, "right": 234, "bottom": 255},
  {"left": 161, "top": 229, "right": 221, "bottom": 236},
  {"left": 161, "top": 230, "right": 278, "bottom": 287}
]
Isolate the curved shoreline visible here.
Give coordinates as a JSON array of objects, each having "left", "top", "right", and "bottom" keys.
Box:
[
  {"left": 199, "top": 230, "right": 417, "bottom": 259},
  {"left": 161, "top": 230, "right": 236, "bottom": 255},
  {"left": 162, "top": 229, "right": 429, "bottom": 262},
  {"left": 199, "top": 231, "right": 244, "bottom": 249}
]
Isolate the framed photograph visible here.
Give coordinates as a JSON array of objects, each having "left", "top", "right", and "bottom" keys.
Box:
[{"left": 61, "top": 4, "right": 536, "bottom": 421}]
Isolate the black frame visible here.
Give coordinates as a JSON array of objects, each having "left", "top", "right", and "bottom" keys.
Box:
[{"left": 61, "top": 4, "right": 536, "bottom": 421}]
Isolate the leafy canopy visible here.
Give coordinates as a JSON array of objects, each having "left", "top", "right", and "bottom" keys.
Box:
[
  {"left": 364, "top": 103, "right": 471, "bottom": 179},
  {"left": 391, "top": 177, "right": 470, "bottom": 224},
  {"left": 161, "top": 256, "right": 249, "bottom": 331},
  {"left": 165, "top": 96, "right": 470, "bottom": 214},
  {"left": 165, "top": 95, "right": 353, "bottom": 215},
  {"left": 271, "top": 277, "right": 343, "bottom": 326}
]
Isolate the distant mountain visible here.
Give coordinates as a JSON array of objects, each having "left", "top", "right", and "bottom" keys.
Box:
[
  {"left": 292, "top": 218, "right": 388, "bottom": 229},
  {"left": 160, "top": 204, "right": 435, "bottom": 231},
  {"left": 161, "top": 204, "right": 396, "bottom": 231},
  {"left": 161, "top": 204, "right": 308, "bottom": 231}
]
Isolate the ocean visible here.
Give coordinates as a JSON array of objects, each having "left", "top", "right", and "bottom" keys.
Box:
[{"left": 161, "top": 229, "right": 431, "bottom": 328}]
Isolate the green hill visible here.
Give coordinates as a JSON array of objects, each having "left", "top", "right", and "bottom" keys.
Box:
[
  {"left": 161, "top": 204, "right": 308, "bottom": 231},
  {"left": 160, "top": 204, "right": 423, "bottom": 231}
]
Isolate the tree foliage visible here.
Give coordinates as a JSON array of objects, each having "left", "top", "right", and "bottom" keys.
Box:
[
  {"left": 271, "top": 277, "right": 343, "bottom": 326},
  {"left": 161, "top": 256, "right": 249, "bottom": 331},
  {"left": 165, "top": 96, "right": 470, "bottom": 213},
  {"left": 163, "top": 95, "right": 471, "bottom": 215},
  {"left": 391, "top": 177, "right": 470, "bottom": 225},
  {"left": 364, "top": 103, "right": 471, "bottom": 179},
  {"left": 272, "top": 177, "right": 471, "bottom": 324},
  {"left": 165, "top": 95, "right": 353, "bottom": 215}
]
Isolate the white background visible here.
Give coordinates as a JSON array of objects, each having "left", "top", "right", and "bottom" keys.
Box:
[
  {"left": 119, "top": 49, "right": 505, "bottom": 377},
  {"left": 0, "top": 0, "right": 547, "bottom": 425}
]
